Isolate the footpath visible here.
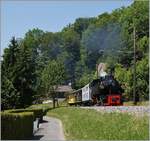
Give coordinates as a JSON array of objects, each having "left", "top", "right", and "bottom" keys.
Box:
[{"left": 33, "top": 116, "right": 65, "bottom": 141}]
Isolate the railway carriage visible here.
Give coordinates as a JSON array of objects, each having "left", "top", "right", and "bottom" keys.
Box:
[{"left": 68, "top": 89, "right": 82, "bottom": 106}]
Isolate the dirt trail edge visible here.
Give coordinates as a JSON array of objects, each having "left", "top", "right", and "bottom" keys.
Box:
[{"left": 33, "top": 116, "right": 66, "bottom": 141}]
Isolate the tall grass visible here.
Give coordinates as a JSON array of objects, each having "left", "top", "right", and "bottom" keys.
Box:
[{"left": 47, "top": 107, "right": 149, "bottom": 140}]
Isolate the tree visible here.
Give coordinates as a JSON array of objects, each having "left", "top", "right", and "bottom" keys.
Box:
[
  {"left": 136, "top": 56, "right": 149, "bottom": 100},
  {"left": 2, "top": 37, "right": 38, "bottom": 109},
  {"left": 114, "top": 64, "right": 132, "bottom": 101},
  {"left": 73, "top": 17, "right": 96, "bottom": 37},
  {"left": 2, "top": 1, "right": 149, "bottom": 108},
  {"left": 114, "top": 55, "right": 149, "bottom": 102},
  {"left": 41, "top": 60, "right": 66, "bottom": 108},
  {"left": 1, "top": 74, "right": 20, "bottom": 110},
  {"left": 1, "top": 37, "right": 20, "bottom": 109},
  {"left": 81, "top": 22, "right": 123, "bottom": 71},
  {"left": 61, "top": 29, "right": 80, "bottom": 87},
  {"left": 95, "top": 12, "right": 111, "bottom": 27},
  {"left": 13, "top": 42, "right": 37, "bottom": 108},
  {"left": 76, "top": 71, "right": 95, "bottom": 88}
]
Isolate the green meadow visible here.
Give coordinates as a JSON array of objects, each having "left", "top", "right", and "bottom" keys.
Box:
[{"left": 47, "top": 107, "right": 149, "bottom": 140}]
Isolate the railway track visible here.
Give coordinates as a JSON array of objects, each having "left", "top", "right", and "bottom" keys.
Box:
[{"left": 80, "top": 106, "right": 150, "bottom": 116}]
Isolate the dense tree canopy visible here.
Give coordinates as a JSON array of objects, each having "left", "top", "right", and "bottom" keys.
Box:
[{"left": 1, "top": 1, "right": 149, "bottom": 109}]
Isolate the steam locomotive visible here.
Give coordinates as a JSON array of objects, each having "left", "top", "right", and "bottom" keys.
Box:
[{"left": 68, "top": 74, "right": 124, "bottom": 106}]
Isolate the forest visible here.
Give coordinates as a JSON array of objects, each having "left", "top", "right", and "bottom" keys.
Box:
[{"left": 1, "top": 1, "right": 149, "bottom": 110}]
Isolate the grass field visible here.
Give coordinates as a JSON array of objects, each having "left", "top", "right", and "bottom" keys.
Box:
[{"left": 47, "top": 107, "right": 149, "bottom": 140}]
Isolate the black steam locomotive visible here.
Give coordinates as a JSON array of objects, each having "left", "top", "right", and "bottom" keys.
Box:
[{"left": 68, "top": 74, "right": 124, "bottom": 106}]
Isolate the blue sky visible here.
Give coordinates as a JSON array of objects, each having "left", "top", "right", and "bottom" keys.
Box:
[{"left": 1, "top": 0, "right": 133, "bottom": 55}]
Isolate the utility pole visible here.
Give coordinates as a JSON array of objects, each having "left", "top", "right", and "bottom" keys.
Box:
[{"left": 133, "top": 26, "right": 137, "bottom": 105}]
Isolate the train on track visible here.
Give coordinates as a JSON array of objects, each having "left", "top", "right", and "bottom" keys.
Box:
[{"left": 68, "top": 74, "right": 124, "bottom": 106}]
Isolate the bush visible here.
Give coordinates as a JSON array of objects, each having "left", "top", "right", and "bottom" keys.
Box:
[
  {"left": 26, "top": 108, "right": 44, "bottom": 122},
  {"left": 42, "top": 107, "right": 51, "bottom": 116},
  {"left": 1, "top": 112, "right": 34, "bottom": 140},
  {"left": 9, "top": 108, "right": 44, "bottom": 121},
  {"left": 27, "top": 107, "right": 51, "bottom": 122},
  {"left": 28, "top": 103, "right": 52, "bottom": 115}
]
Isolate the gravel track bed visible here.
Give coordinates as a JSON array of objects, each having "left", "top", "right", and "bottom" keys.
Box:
[{"left": 81, "top": 106, "right": 150, "bottom": 116}]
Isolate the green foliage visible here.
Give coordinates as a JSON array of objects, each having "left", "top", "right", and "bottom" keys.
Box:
[
  {"left": 61, "top": 28, "right": 81, "bottom": 86},
  {"left": 27, "top": 108, "right": 47, "bottom": 119},
  {"left": 116, "top": 1, "right": 149, "bottom": 68},
  {"left": 62, "top": 29, "right": 80, "bottom": 60},
  {"left": 81, "top": 22, "right": 123, "bottom": 70},
  {"left": 1, "top": 76, "right": 20, "bottom": 109},
  {"left": 73, "top": 17, "right": 96, "bottom": 37},
  {"left": 113, "top": 1, "right": 149, "bottom": 102},
  {"left": 2, "top": 37, "right": 21, "bottom": 109},
  {"left": 29, "top": 103, "right": 52, "bottom": 116},
  {"left": 41, "top": 60, "right": 66, "bottom": 95},
  {"left": 1, "top": 111, "right": 34, "bottom": 140},
  {"left": 136, "top": 56, "right": 149, "bottom": 100},
  {"left": 40, "top": 60, "right": 66, "bottom": 108},
  {"left": 95, "top": 12, "right": 111, "bottom": 27},
  {"left": 2, "top": 37, "right": 37, "bottom": 110},
  {"left": 137, "top": 36, "right": 149, "bottom": 53},
  {"left": 115, "top": 55, "right": 149, "bottom": 101},
  {"left": 2, "top": 1, "right": 149, "bottom": 107},
  {"left": 9, "top": 108, "right": 44, "bottom": 121},
  {"left": 76, "top": 71, "right": 95, "bottom": 88},
  {"left": 114, "top": 64, "right": 132, "bottom": 100},
  {"left": 15, "top": 42, "right": 37, "bottom": 108},
  {"left": 47, "top": 107, "right": 149, "bottom": 140}
]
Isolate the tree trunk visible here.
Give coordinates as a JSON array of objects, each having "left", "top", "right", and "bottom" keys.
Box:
[
  {"left": 51, "top": 89, "right": 57, "bottom": 109},
  {"left": 56, "top": 99, "right": 59, "bottom": 107},
  {"left": 52, "top": 97, "right": 55, "bottom": 108}
]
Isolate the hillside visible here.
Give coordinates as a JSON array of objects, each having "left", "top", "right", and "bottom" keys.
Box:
[{"left": 2, "top": 1, "right": 149, "bottom": 110}]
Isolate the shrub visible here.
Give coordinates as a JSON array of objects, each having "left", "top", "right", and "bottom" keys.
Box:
[
  {"left": 9, "top": 108, "right": 44, "bottom": 121},
  {"left": 1, "top": 112, "right": 34, "bottom": 140},
  {"left": 26, "top": 108, "right": 44, "bottom": 122},
  {"left": 27, "top": 107, "right": 51, "bottom": 122},
  {"left": 28, "top": 103, "right": 52, "bottom": 116},
  {"left": 42, "top": 107, "right": 51, "bottom": 116}
]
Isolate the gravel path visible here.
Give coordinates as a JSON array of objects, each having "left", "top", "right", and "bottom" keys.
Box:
[
  {"left": 33, "top": 116, "right": 65, "bottom": 141},
  {"left": 81, "top": 106, "right": 150, "bottom": 116}
]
